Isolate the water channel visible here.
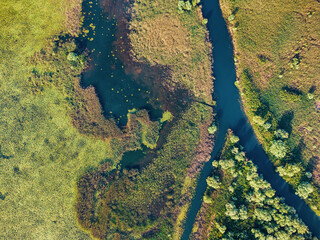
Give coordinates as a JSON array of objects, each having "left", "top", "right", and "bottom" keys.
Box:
[{"left": 181, "top": 0, "right": 320, "bottom": 239}]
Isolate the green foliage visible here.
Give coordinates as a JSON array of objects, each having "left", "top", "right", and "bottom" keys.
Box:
[
  {"left": 203, "top": 195, "right": 213, "bottom": 204},
  {"left": 67, "top": 52, "right": 78, "bottom": 61},
  {"left": 184, "top": 1, "right": 192, "bottom": 11},
  {"left": 160, "top": 110, "right": 173, "bottom": 123},
  {"left": 228, "top": 14, "right": 235, "bottom": 22},
  {"left": 208, "top": 123, "right": 217, "bottom": 134},
  {"left": 202, "top": 18, "right": 208, "bottom": 25},
  {"left": 253, "top": 115, "right": 266, "bottom": 126},
  {"left": 307, "top": 93, "right": 314, "bottom": 100},
  {"left": 277, "top": 164, "right": 300, "bottom": 178},
  {"left": 230, "top": 135, "right": 240, "bottom": 143},
  {"left": 290, "top": 57, "right": 300, "bottom": 69},
  {"left": 270, "top": 140, "right": 287, "bottom": 158},
  {"left": 263, "top": 122, "right": 272, "bottom": 130},
  {"left": 296, "top": 182, "right": 314, "bottom": 199},
  {"left": 198, "top": 133, "right": 312, "bottom": 240},
  {"left": 274, "top": 129, "right": 289, "bottom": 139},
  {"left": 207, "top": 176, "right": 221, "bottom": 189}
]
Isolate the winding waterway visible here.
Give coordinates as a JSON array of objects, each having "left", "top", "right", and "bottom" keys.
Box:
[{"left": 181, "top": 0, "right": 320, "bottom": 239}]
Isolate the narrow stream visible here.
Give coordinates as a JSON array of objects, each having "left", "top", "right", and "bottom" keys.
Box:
[{"left": 181, "top": 0, "right": 320, "bottom": 239}]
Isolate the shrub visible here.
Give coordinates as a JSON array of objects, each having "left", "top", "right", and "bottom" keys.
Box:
[
  {"left": 230, "top": 135, "right": 240, "bottom": 143},
  {"left": 203, "top": 195, "right": 213, "bottom": 204},
  {"left": 206, "top": 176, "right": 221, "bottom": 189},
  {"left": 202, "top": 19, "right": 208, "bottom": 25},
  {"left": 215, "top": 223, "right": 226, "bottom": 234},
  {"left": 208, "top": 123, "right": 217, "bottom": 134},
  {"left": 264, "top": 122, "right": 272, "bottom": 130},
  {"left": 212, "top": 160, "right": 219, "bottom": 168},
  {"left": 228, "top": 14, "right": 235, "bottom": 22},
  {"left": 67, "top": 52, "right": 78, "bottom": 61},
  {"left": 192, "top": 0, "right": 200, "bottom": 6},
  {"left": 270, "top": 140, "right": 287, "bottom": 158},
  {"left": 307, "top": 93, "right": 314, "bottom": 100},
  {"left": 160, "top": 111, "right": 173, "bottom": 123},
  {"left": 253, "top": 115, "right": 265, "bottom": 126},
  {"left": 291, "top": 57, "right": 300, "bottom": 69},
  {"left": 276, "top": 164, "right": 300, "bottom": 178}
]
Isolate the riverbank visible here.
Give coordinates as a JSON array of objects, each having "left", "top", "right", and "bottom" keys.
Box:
[
  {"left": 181, "top": 0, "right": 320, "bottom": 238},
  {"left": 191, "top": 131, "right": 314, "bottom": 239},
  {"left": 220, "top": 0, "right": 320, "bottom": 214}
]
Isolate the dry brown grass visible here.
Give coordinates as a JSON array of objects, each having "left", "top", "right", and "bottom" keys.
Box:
[{"left": 130, "top": 14, "right": 192, "bottom": 66}]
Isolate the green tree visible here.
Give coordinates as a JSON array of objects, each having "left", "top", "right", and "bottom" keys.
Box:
[
  {"left": 183, "top": 1, "right": 192, "bottom": 11},
  {"left": 206, "top": 176, "right": 221, "bottom": 189},
  {"left": 277, "top": 164, "right": 300, "bottom": 177},
  {"left": 296, "top": 182, "right": 314, "bottom": 199},
  {"left": 270, "top": 140, "right": 287, "bottom": 158}
]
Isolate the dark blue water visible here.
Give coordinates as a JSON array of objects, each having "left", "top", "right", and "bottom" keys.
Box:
[
  {"left": 181, "top": 0, "right": 320, "bottom": 238},
  {"left": 80, "top": 0, "right": 161, "bottom": 126}
]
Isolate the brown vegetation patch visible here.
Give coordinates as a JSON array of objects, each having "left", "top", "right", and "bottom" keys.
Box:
[
  {"left": 129, "top": 14, "right": 192, "bottom": 66},
  {"left": 65, "top": 0, "right": 83, "bottom": 36},
  {"left": 71, "top": 79, "right": 122, "bottom": 138}
]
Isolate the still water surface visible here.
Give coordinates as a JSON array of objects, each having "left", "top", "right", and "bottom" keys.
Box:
[{"left": 80, "top": 0, "right": 161, "bottom": 126}]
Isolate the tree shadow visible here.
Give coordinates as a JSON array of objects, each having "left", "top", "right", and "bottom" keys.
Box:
[
  {"left": 278, "top": 110, "right": 294, "bottom": 134},
  {"left": 288, "top": 138, "right": 305, "bottom": 164}
]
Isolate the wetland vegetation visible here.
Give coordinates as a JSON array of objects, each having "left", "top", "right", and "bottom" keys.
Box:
[{"left": 1, "top": 0, "right": 319, "bottom": 239}]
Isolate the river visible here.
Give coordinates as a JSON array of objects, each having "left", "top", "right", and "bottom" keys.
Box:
[{"left": 181, "top": 0, "right": 320, "bottom": 239}]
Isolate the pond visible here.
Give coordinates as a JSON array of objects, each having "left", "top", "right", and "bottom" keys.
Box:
[{"left": 80, "top": 0, "right": 162, "bottom": 126}]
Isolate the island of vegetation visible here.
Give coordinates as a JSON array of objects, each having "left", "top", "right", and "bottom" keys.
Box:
[{"left": 0, "top": 0, "right": 215, "bottom": 239}]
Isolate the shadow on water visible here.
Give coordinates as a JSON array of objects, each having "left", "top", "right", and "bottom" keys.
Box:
[
  {"left": 79, "top": 0, "right": 162, "bottom": 126},
  {"left": 181, "top": 0, "right": 320, "bottom": 239}
]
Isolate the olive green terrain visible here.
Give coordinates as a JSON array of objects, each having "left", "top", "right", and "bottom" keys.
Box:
[
  {"left": 0, "top": 0, "right": 214, "bottom": 239},
  {"left": 0, "top": 0, "right": 158, "bottom": 238},
  {"left": 220, "top": 0, "right": 320, "bottom": 213}
]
